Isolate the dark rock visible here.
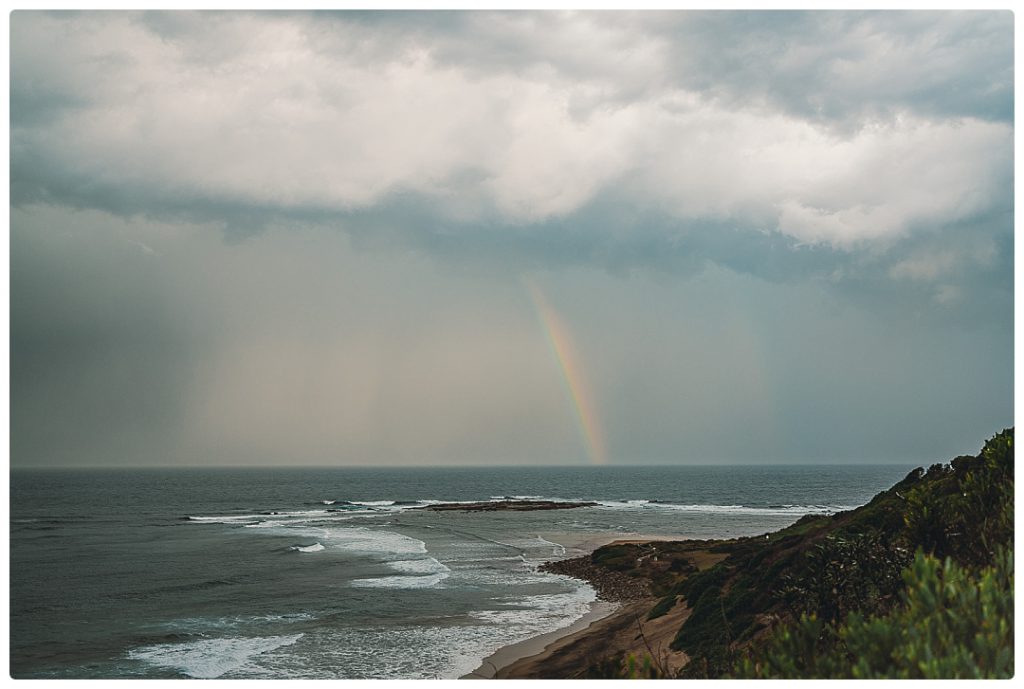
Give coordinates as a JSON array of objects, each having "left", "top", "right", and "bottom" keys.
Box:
[{"left": 540, "top": 555, "right": 652, "bottom": 602}]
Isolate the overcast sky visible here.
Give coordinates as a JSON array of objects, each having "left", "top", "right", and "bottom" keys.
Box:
[{"left": 10, "top": 10, "right": 1014, "bottom": 468}]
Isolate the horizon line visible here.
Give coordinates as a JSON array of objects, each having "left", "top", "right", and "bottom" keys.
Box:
[{"left": 10, "top": 461, "right": 925, "bottom": 471}]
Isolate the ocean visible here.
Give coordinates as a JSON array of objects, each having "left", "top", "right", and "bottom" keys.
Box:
[{"left": 10, "top": 464, "right": 915, "bottom": 679}]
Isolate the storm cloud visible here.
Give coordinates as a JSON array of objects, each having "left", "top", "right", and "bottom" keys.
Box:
[{"left": 9, "top": 10, "right": 1014, "bottom": 467}]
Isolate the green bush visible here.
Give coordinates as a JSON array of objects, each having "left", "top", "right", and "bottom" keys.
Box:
[
  {"left": 647, "top": 594, "right": 678, "bottom": 620},
  {"left": 687, "top": 429, "right": 1013, "bottom": 678},
  {"left": 778, "top": 531, "right": 911, "bottom": 624},
  {"left": 902, "top": 429, "right": 1013, "bottom": 567},
  {"left": 591, "top": 544, "right": 643, "bottom": 572},
  {"left": 734, "top": 548, "right": 1014, "bottom": 679},
  {"left": 584, "top": 653, "right": 667, "bottom": 679}
]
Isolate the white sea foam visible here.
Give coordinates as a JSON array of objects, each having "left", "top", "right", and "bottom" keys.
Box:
[
  {"left": 188, "top": 511, "right": 324, "bottom": 525},
  {"left": 244, "top": 520, "right": 288, "bottom": 529},
  {"left": 454, "top": 586, "right": 596, "bottom": 676},
  {"left": 250, "top": 613, "right": 315, "bottom": 624},
  {"left": 389, "top": 557, "right": 450, "bottom": 576},
  {"left": 289, "top": 543, "right": 325, "bottom": 553},
  {"left": 471, "top": 588, "right": 596, "bottom": 626},
  {"left": 349, "top": 572, "right": 449, "bottom": 589},
  {"left": 320, "top": 494, "right": 847, "bottom": 518},
  {"left": 532, "top": 536, "right": 567, "bottom": 556},
  {"left": 270, "top": 510, "right": 338, "bottom": 519},
  {"left": 349, "top": 556, "right": 451, "bottom": 589},
  {"left": 187, "top": 514, "right": 266, "bottom": 523},
  {"left": 416, "top": 499, "right": 501, "bottom": 506},
  {"left": 443, "top": 557, "right": 553, "bottom": 588},
  {"left": 148, "top": 523, "right": 599, "bottom": 679},
  {"left": 149, "top": 613, "right": 315, "bottom": 634},
  {"left": 454, "top": 554, "right": 527, "bottom": 563},
  {"left": 316, "top": 500, "right": 425, "bottom": 512},
  {"left": 652, "top": 502, "right": 850, "bottom": 515},
  {"left": 590, "top": 500, "right": 849, "bottom": 516},
  {"left": 324, "top": 527, "right": 427, "bottom": 556},
  {"left": 193, "top": 510, "right": 360, "bottom": 530},
  {"left": 127, "top": 634, "right": 303, "bottom": 679},
  {"left": 293, "top": 578, "right": 596, "bottom": 679}
]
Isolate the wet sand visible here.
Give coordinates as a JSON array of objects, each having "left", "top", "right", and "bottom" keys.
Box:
[
  {"left": 463, "top": 531, "right": 694, "bottom": 680},
  {"left": 461, "top": 601, "right": 620, "bottom": 679},
  {"left": 493, "top": 596, "right": 692, "bottom": 679}
]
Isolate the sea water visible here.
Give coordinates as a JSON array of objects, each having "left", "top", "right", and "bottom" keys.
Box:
[{"left": 10, "top": 464, "right": 914, "bottom": 679}]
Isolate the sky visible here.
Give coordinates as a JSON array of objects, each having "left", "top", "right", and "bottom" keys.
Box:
[{"left": 8, "top": 9, "right": 1014, "bottom": 468}]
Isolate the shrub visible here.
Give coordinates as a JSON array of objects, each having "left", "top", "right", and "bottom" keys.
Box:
[
  {"left": 735, "top": 548, "right": 1014, "bottom": 679},
  {"left": 778, "top": 531, "right": 911, "bottom": 624}
]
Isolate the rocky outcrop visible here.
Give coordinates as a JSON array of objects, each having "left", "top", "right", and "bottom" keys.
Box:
[{"left": 541, "top": 555, "right": 652, "bottom": 601}]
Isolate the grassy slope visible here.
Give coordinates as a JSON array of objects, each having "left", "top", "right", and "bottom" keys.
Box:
[{"left": 581, "top": 428, "right": 1014, "bottom": 678}]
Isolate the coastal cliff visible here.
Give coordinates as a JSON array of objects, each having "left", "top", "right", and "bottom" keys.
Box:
[{"left": 504, "top": 428, "right": 1014, "bottom": 679}]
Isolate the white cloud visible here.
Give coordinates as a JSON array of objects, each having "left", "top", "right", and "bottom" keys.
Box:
[{"left": 11, "top": 11, "right": 1013, "bottom": 252}]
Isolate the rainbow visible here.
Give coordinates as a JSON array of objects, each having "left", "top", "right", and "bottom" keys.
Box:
[{"left": 525, "top": 279, "right": 609, "bottom": 466}]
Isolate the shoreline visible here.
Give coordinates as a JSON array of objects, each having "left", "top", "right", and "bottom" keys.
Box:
[
  {"left": 462, "top": 600, "right": 621, "bottom": 679},
  {"left": 462, "top": 532, "right": 691, "bottom": 680}
]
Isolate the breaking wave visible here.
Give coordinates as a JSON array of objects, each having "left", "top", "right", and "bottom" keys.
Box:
[{"left": 127, "top": 634, "right": 304, "bottom": 679}]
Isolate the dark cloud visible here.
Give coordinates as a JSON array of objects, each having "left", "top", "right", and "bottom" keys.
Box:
[
  {"left": 8, "top": 10, "right": 1014, "bottom": 468},
  {"left": 319, "top": 11, "right": 1014, "bottom": 126},
  {"left": 10, "top": 12, "right": 1012, "bottom": 262},
  {"left": 656, "top": 11, "right": 1013, "bottom": 126}
]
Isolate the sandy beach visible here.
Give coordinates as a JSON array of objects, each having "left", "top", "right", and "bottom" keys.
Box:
[
  {"left": 463, "top": 532, "right": 697, "bottom": 680},
  {"left": 462, "top": 600, "right": 621, "bottom": 679},
  {"left": 493, "top": 595, "right": 692, "bottom": 679}
]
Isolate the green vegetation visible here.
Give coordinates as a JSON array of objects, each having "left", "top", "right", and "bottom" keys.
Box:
[
  {"left": 590, "top": 540, "right": 702, "bottom": 599},
  {"left": 582, "top": 654, "right": 665, "bottom": 679},
  {"left": 586, "top": 429, "right": 1014, "bottom": 679},
  {"left": 734, "top": 547, "right": 1013, "bottom": 678}
]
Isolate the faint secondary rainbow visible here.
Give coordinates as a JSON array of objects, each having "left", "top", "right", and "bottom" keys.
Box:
[{"left": 524, "top": 278, "right": 609, "bottom": 466}]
